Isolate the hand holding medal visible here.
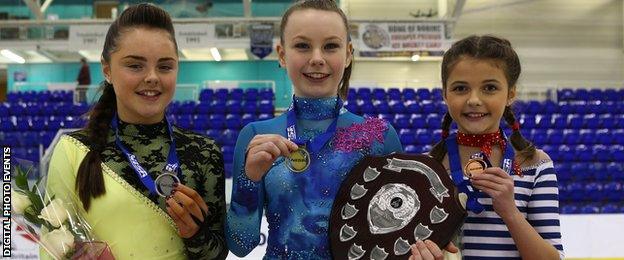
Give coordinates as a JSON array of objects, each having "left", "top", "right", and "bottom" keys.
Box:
[
  {"left": 245, "top": 134, "right": 299, "bottom": 181},
  {"left": 166, "top": 184, "right": 210, "bottom": 238}
]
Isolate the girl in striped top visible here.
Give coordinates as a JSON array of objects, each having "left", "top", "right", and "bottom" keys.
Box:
[{"left": 409, "top": 35, "right": 564, "bottom": 260}]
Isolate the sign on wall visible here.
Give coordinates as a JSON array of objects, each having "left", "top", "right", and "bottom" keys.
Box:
[
  {"left": 358, "top": 22, "right": 449, "bottom": 55},
  {"left": 68, "top": 25, "right": 109, "bottom": 50},
  {"left": 174, "top": 24, "right": 216, "bottom": 49}
]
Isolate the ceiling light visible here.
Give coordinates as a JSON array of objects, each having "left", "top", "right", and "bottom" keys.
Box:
[
  {"left": 210, "top": 47, "right": 221, "bottom": 61},
  {"left": 1, "top": 49, "right": 25, "bottom": 64},
  {"left": 411, "top": 54, "right": 421, "bottom": 62}
]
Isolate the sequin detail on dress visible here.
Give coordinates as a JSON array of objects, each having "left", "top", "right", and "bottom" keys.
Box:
[{"left": 334, "top": 117, "right": 388, "bottom": 152}]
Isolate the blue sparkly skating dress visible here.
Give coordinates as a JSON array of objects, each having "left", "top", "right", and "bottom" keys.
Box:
[{"left": 226, "top": 96, "right": 402, "bottom": 259}]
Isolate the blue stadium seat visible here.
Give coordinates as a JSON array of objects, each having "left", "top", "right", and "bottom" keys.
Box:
[
  {"left": 378, "top": 113, "right": 393, "bottom": 123},
  {"left": 389, "top": 101, "right": 406, "bottom": 114},
  {"left": 227, "top": 100, "right": 243, "bottom": 114},
  {"left": 574, "top": 89, "right": 589, "bottom": 101},
  {"left": 195, "top": 102, "right": 212, "bottom": 114},
  {"left": 215, "top": 89, "right": 229, "bottom": 100},
  {"left": 557, "top": 88, "right": 574, "bottom": 101},
  {"left": 356, "top": 88, "right": 372, "bottom": 101},
  {"left": 344, "top": 100, "right": 358, "bottom": 114},
  {"left": 205, "top": 129, "right": 220, "bottom": 139},
  {"left": 258, "top": 101, "right": 274, "bottom": 114},
  {"left": 584, "top": 182, "right": 602, "bottom": 201},
  {"left": 562, "top": 129, "right": 580, "bottom": 144},
  {"left": 602, "top": 181, "right": 623, "bottom": 202},
  {"left": 372, "top": 88, "right": 386, "bottom": 101},
  {"left": 579, "top": 129, "right": 596, "bottom": 145},
  {"left": 199, "top": 89, "right": 213, "bottom": 102},
  {"left": 592, "top": 144, "right": 609, "bottom": 161},
  {"left": 405, "top": 101, "right": 420, "bottom": 114},
  {"left": 404, "top": 145, "right": 418, "bottom": 154},
  {"left": 258, "top": 113, "right": 273, "bottom": 120},
  {"left": 426, "top": 114, "right": 441, "bottom": 129},
  {"left": 225, "top": 114, "right": 242, "bottom": 129},
  {"left": 542, "top": 100, "right": 559, "bottom": 114},
  {"left": 566, "top": 182, "right": 585, "bottom": 202},
  {"left": 535, "top": 114, "right": 551, "bottom": 129},
  {"left": 387, "top": 88, "right": 401, "bottom": 101},
  {"left": 241, "top": 113, "right": 256, "bottom": 128},
  {"left": 560, "top": 204, "right": 579, "bottom": 214},
  {"left": 402, "top": 88, "right": 416, "bottom": 101},
  {"left": 219, "top": 130, "right": 239, "bottom": 146},
  {"left": 601, "top": 203, "right": 620, "bottom": 213},
  {"left": 209, "top": 114, "right": 225, "bottom": 129},
  {"left": 193, "top": 115, "right": 210, "bottom": 130},
  {"left": 347, "top": 89, "right": 357, "bottom": 100},
  {"left": 399, "top": 129, "right": 416, "bottom": 145},
  {"left": 393, "top": 114, "right": 411, "bottom": 129},
  {"left": 421, "top": 100, "right": 436, "bottom": 114},
  {"left": 595, "top": 129, "right": 613, "bottom": 144},
  {"left": 374, "top": 101, "right": 390, "bottom": 114},
  {"left": 210, "top": 101, "right": 227, "bottom": 114},
  {"left": 547, "top": 129, "right": 564, "bottom": 144},
  {"left": 580, "top": 203, "right": 600, "bottom": 214},
  {"left": 520, "top": 114, "right": 536, "bottom": 129},
  {"left": 416, "top": 88, "right": 431, "bottom": 101},
  {"left": 259, "top": 88, "right": 274, "bottom": 101},
  {"left": 410, "top": 114, "right": 426, "bottom": 129},
  {"left": 583, "top": 114, "right": 599, "bottom": 129},
  {"left": 230, "top": 89, "right": 244, "bottom": 101},
  {"left": 599, "top": 114, "right": 616, "bottom": 129},
  {"left": 242, "top": 101, "right": 258, "bottom": 114},
  {"left": 244, "top": 88, "right": 259, "bottom": 101},
  {"left": 359, "top": 101, "right": 375, "bottom": 114},
  {"left": 415, "top": 129, "right": 433, "bottom": 145}
]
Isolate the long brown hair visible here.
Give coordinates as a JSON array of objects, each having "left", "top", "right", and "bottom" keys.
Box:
[
  {"left": 429, "top": 35, "right": 536, "bottom": 163},
  {"left": 279, "top": 0, "right": 352, "bottom": 100},
  {"left": 76, "top": 3, "right": 177, "bottom": 210}
]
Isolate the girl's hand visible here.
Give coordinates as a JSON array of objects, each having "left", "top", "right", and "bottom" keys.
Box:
[
  {"left": 470, "top": 167, "right": 518, "bottom": 219},
  {"left": 244, "top": 134, "right": 298, "bottom": 181},
  {"left": 409, "top": 240, "right": 458, "bottom": 260},
  {"left": 166, "top": 184, "right": 209, "bottom": 238}
]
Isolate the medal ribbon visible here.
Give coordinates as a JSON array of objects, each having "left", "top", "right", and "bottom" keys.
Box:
[
  {"left": 111, "top": 114, "right": 181, "bottom": 195},
  {"left": 286, "top": 96, "right": 343, "bottom": 154},
  {"left": 447, "top": 131, "right": 516, "bottom": 214}
]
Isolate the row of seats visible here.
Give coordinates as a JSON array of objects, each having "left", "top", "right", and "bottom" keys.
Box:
[
  {"left": 560, "top": 181, "right": 623, "bottom": 203},
  {"left": 557, "top": 88, "right": 624, "bottom": 102},
  {"left": 346, "top": 88, "right": 444, "bottom": 102},
  {"left": 516, "top": 100, "right": 624, "bottom": 115},
  {"left": 199, "top": 88, "right": 274, "bottom": 102},
  {"left": 170, "top": 100, "right": 274, "bottom": 115},
  {"left": 0, "top": 102, "right": 90, "bottom": 117},
  {"left": 560, "top": 202, "right": 624, "bottom": 214},
  {"left": 542, "top": 144, "right": 624, "bottom": 162},
  {"left": 6, "top": 90, "right": 74, "bottom": 103},
  {"left": 520, "top": 114, "right": 624, "bottom": 129}
]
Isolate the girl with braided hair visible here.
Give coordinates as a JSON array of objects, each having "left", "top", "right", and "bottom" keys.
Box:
[
  {"left": 45, "top": 3, "right": 227, "bottom": 259},
  {"left": 409, "top": 35, "right": 564, "bottom": 260}
]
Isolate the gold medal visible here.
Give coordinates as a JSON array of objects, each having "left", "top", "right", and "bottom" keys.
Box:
[
  {"left": 286, "top": 147, "right": 310, "bottom": 173},
  {"left": 464, "top": 158, "right": 487, "bottom": 178}
]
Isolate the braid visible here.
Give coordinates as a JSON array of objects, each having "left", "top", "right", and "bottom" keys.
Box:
[
  {"left": 76, "top": 81, "right": 117, "bottom": 210},
  {"left": 429, "top": 112, "right": 453, "bottom": 162},
  {"left": 503, "top": 106, "right": 536, "bottom": 161}
]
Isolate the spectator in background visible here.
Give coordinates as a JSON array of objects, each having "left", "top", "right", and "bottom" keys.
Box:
[{"left": 76, "top": 57, "right": 91, "bottom": 102}]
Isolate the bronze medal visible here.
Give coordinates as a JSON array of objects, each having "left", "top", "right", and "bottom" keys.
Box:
[
  {"left": 464, "top": 158, "right": 487, "bottom": 178},
  {"left": 286, "top": 147, "right": 310, "bottom": 173}
]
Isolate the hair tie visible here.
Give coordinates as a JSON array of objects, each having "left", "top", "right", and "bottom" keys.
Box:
[
  {"left": 512, "top": 122, "right": 520, "bottom": 131},
  {"left": 441, "top": 129, "right": 449, "bottom": 139}
]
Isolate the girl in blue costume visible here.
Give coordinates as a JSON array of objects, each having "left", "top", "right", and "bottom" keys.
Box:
[{"left": 225, "top": 0, "right": 402, "bottom": 259}]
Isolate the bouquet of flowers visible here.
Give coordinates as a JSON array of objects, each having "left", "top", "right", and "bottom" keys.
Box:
[{"left": 11, "top": 166, "right": 114, "bottom": 260}]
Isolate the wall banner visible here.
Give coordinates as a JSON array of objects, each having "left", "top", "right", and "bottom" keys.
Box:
[{"left": 358, "top": 22, "right": 448, "bottom": 53}]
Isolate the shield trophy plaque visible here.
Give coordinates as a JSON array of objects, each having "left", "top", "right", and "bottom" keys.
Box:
[{"left": 329, "top": 153, "right": 466, "bottom": 260}]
